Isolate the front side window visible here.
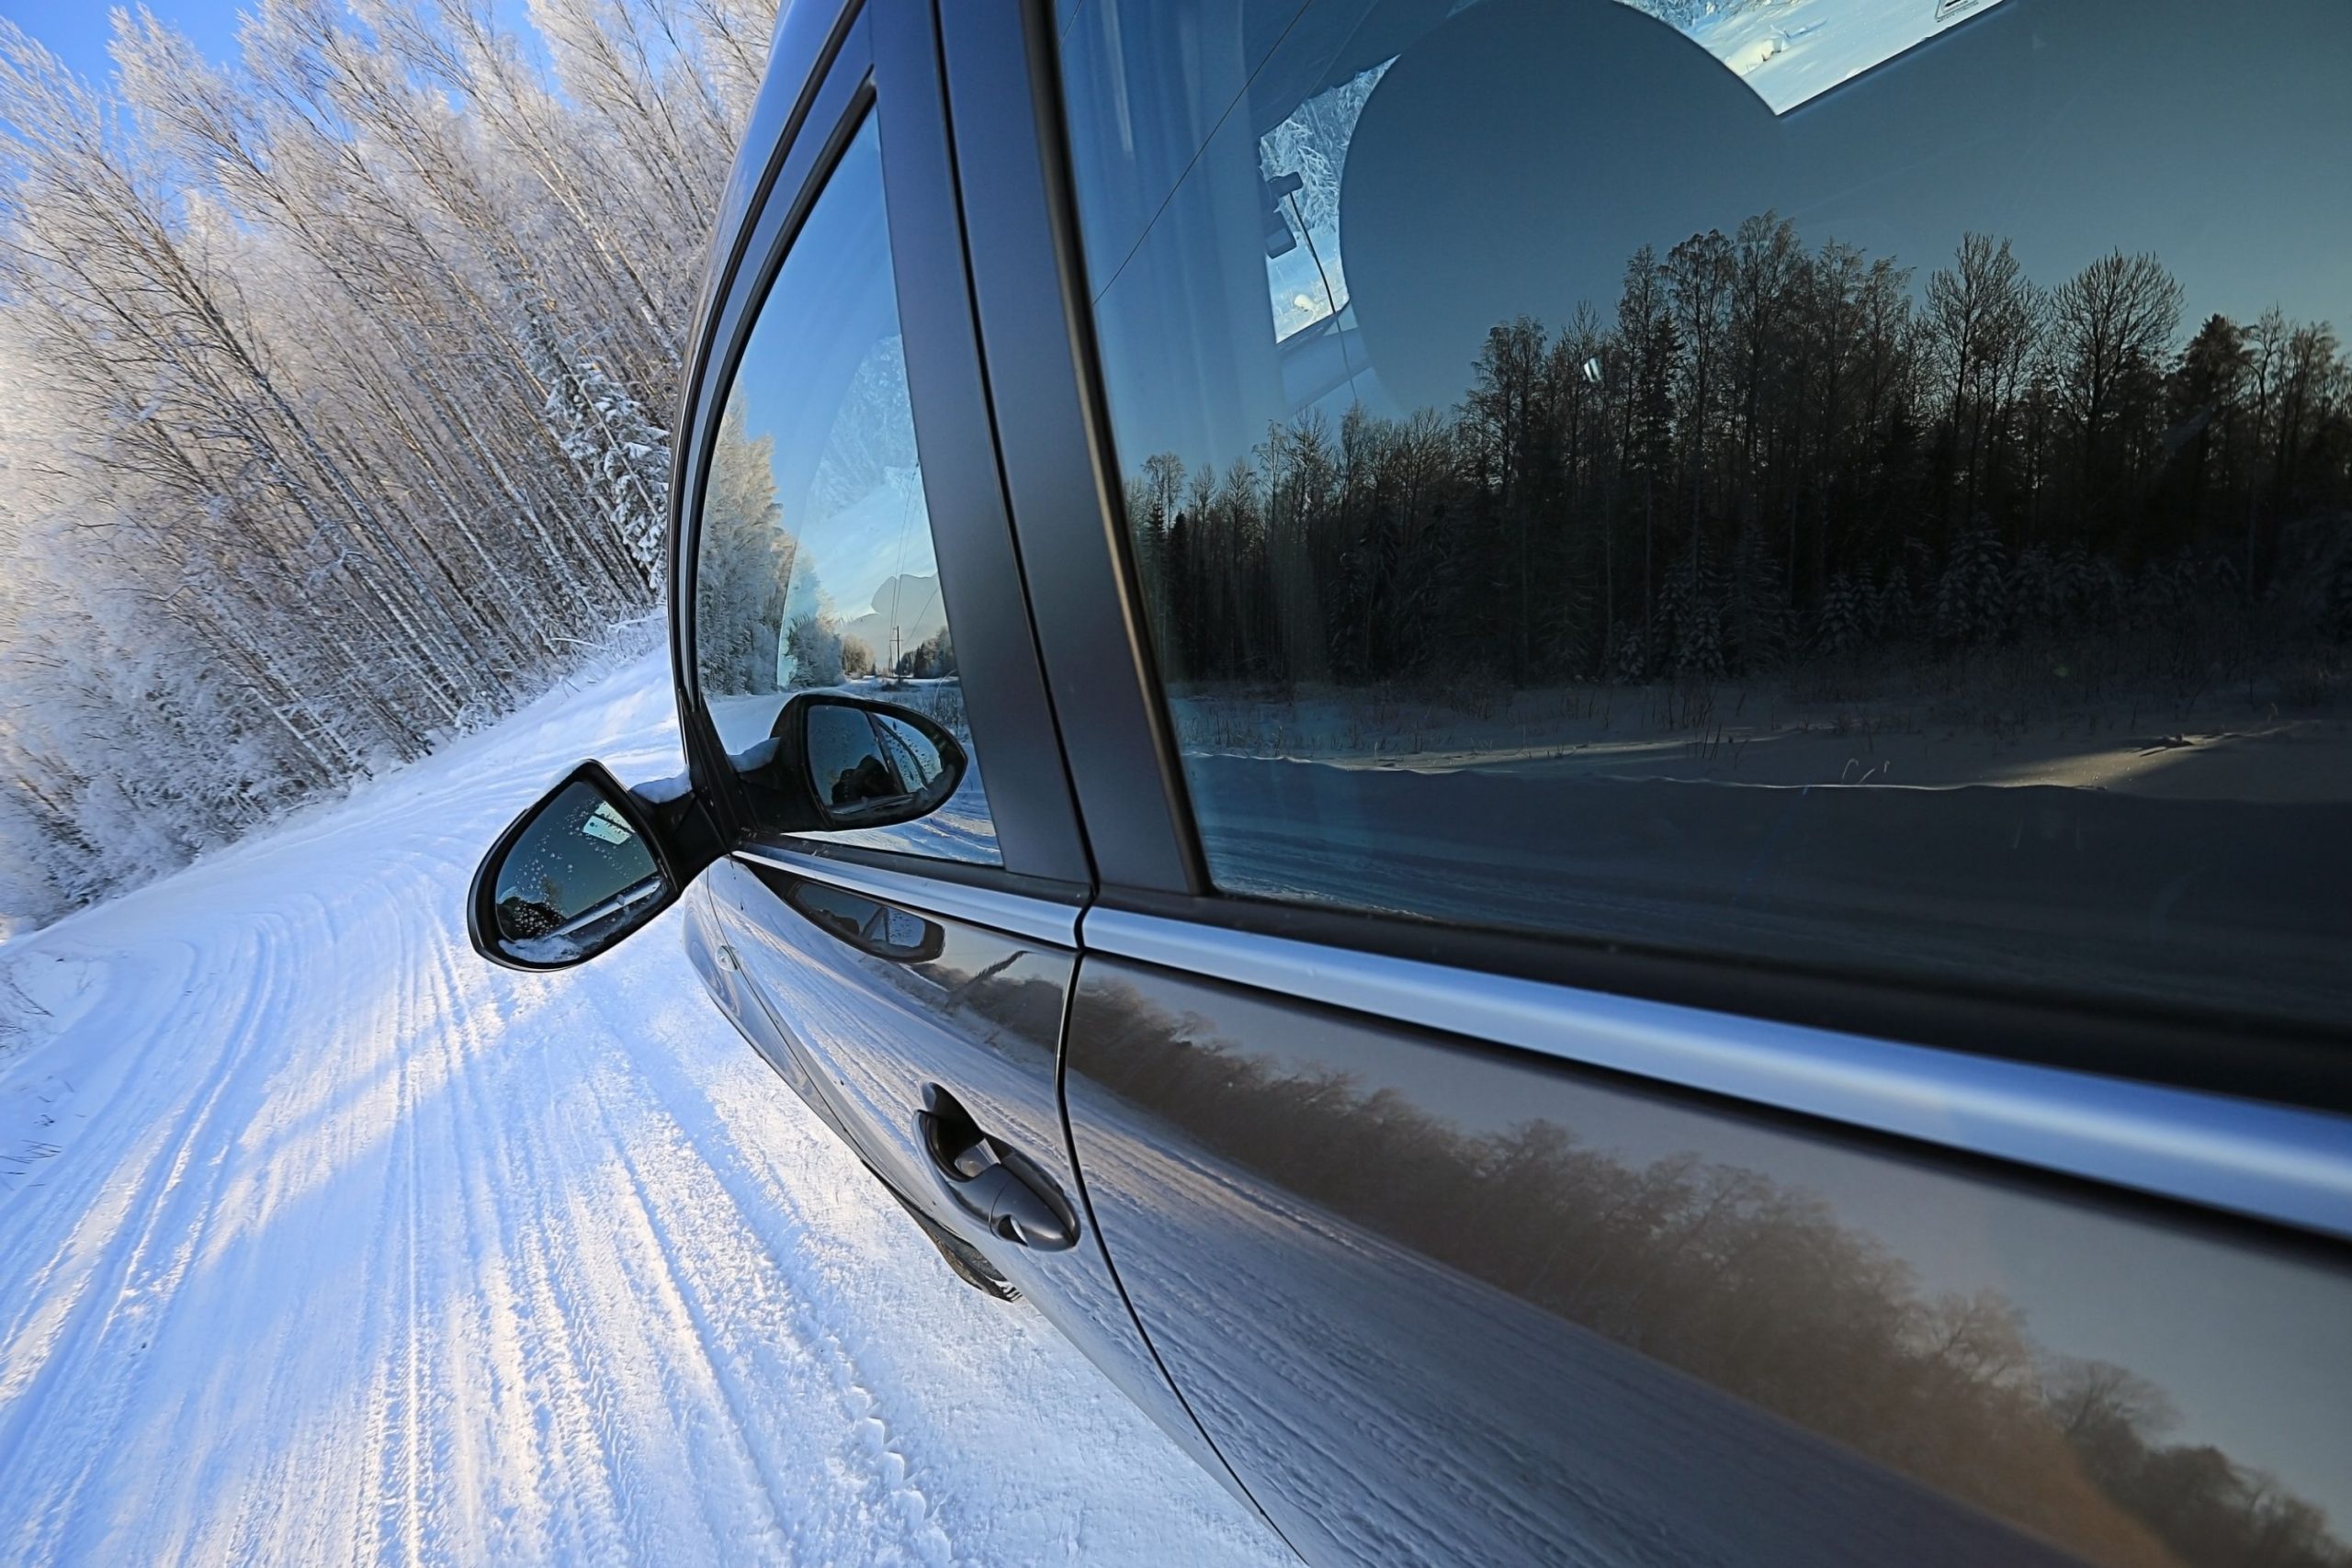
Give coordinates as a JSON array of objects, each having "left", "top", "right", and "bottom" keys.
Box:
[
  {"left": 1058, "top": 0, "right": 2352, "bottom": 1034},
  {"left": 692, "top": 115, "right": 997, "bottom": 863}
]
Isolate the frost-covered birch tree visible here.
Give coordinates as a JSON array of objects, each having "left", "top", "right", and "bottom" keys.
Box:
[{"left": 0, "top": 0, "right": 775, "bottom": 925}]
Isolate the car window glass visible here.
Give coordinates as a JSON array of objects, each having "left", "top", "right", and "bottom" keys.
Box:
[
  {"left": 1057, "top": 0, "right": 2352, "bottom": 1038},
  {"left": 692, "top": 113, "right": 998, "bottom": 863}
]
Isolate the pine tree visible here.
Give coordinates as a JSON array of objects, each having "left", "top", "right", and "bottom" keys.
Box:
[
  {"left": 1724, "top": 525, "right": 1789, "bottom": 672},
  {"left": 784, "top": 612, "right": 845, "bottom": 688},
  {"left": 1936, "top": 523, "right": 2011, "bottom": 646},
  {"left": 1657, "top": 533, "right": 1726, "bottom": 676},
  {"left": 1816, "top": 571, "right": 1866, "bottom": 658}
]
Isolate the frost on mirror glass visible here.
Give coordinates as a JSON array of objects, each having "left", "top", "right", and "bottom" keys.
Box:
[
  {"left": 492, "top": 780, "right": 663, "bottom": 963},
  {"left": 688, "top": 115, "right": 997, "bottom": 863}
]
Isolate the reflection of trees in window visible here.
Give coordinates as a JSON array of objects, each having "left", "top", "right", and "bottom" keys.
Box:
[
  {"left": 897, "top": 626, "right": 955, "bottom": 681},
  {"left": 1080, "top": 981, "right": 2352, "bottom": 1568},
  {"left": 1128, "top": 220, "right": 2352, "bottom": 701},
  {"left": 783, "top": 610, "right": 844, "bottom": 688},
  {"left": 695, "top": 400, "right": 791, "bottom": 694}
]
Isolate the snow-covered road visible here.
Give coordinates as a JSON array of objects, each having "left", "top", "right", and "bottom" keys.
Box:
[{"left": 0, "top": 647, "right": 1286, "bottom": 1567}]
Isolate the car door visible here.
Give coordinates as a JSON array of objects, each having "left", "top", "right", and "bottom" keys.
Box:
[
  {"left": 664, "top": 0, "right": 1258, "bottom": 1511},
  {"left": 944, "top": 1, "right": 2352, "bottom": 1563}
]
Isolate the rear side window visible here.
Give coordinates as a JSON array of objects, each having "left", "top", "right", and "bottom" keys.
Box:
[{"left": 1057, "top": 0, "right": 2352, "bottom": 1035}]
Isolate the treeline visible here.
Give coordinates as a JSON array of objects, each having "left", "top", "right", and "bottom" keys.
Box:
[
  {"left": 1127, "top": 216, "right": 2352, "bottom": 695},
  {"left": 776, "top": 615, "right": 955, "bottom": 689},
  {"left": 0, "top": 1, "right": 777, "bottom": 924},
  {"left": 1073, "top": 977, "right": 2352, "bottom": 1568}
]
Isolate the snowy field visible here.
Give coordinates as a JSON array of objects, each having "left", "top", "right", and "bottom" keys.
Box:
[{"left": 0, "top": 650, "right": 1284, "bottom": 1567}]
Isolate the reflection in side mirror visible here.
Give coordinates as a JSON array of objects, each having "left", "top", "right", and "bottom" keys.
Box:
[
  {"left": 468, "top": 761, "right": 676, "bottom": 971},
  {"left": 757, "top": 694, "right": 967, "bottom": 834}
]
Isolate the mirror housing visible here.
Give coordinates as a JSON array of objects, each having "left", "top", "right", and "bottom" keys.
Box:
[
  {"left": 465, "top": 694, "right": 965, "bottom": 973},
  {"left": 744, "top": 692, "right": 968, "bottom": 836},
  {"left": 467, "top": 760, "right": 718, "bottom": 972}
]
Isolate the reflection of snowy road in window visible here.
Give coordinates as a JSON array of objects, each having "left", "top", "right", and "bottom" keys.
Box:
[{"left": 1179, "top": 743, "right": 2352, "bottom": 1026}]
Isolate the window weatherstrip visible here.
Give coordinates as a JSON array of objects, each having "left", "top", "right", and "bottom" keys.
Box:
[
  {"left": 1081, "top": 908, "right": 2352, "bottom": 1245},
  {"left": 734, "top": 846, "right": 1080, "bottom": 947}
]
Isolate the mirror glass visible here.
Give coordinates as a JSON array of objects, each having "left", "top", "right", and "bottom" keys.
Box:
[
  {"left": 872, "top": 712, "right": 949, "bottom": 795},
  {"left": 490, "top": 779, "right": 668, "bottom": 964},
  {"left": 802, "top": 701, "right": 954, "bottom": 824}
]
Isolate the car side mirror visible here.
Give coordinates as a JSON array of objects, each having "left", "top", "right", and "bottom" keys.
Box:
[
  {"left": 752, "top": 693, "right": 968, "bottom": 834},
  {"left": 467, "top": 696, "right": 964, "bottom": 973},
  {"left": 468, "top": 761, "right": 706, "bottom": 971}
]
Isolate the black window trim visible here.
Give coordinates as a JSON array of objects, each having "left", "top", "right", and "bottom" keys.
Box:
[
  {"left": 936, "top": 0, "right": 1209, "bottom": 900},
  {"left": 669, "top": 0, "right": 865, "bottom": 827}
]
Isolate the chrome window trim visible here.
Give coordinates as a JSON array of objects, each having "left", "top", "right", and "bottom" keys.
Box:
[
  {"left": 733, "top": 845, "right": 1080, "bottom": 947},
  {"left": 1081, "top": 908, "right": 2352, "bottom": 1245}
]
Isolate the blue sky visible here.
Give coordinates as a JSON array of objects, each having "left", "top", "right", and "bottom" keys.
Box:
[
  {"left": 0, "top": 1, "right": 249, "bottom": 84},
  {"left": 0, "top": 0, "right": 545, "bottom": 85}
]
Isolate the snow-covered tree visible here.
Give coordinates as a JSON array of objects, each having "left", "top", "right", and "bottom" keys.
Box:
[
  {"left": 692, "top": 403, "right": 791, "bottom": 694},
  {"left": 1657, "top": 534, "right": 1726, "bottom": 675},
  {"left": 784, "top": 613, "right": 845, "bottom": 689},
  {"left": 1936, "top": 524, "right": 2010, "bottom": 646},
  {"left": 0, "top": 0, "right": 776, "bottom": 921},
  {"left": 1816, "top": 572, "right": 1866, "bottom": 658},
  {"left": 549, "top": 353, "right": 672, "bottom": 588}
]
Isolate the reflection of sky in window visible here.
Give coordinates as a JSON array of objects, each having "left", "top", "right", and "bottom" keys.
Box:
[
  {"left": 718, "top": 117, "right": 946, "bottom": 685},
  {"left": 1255, "top": 0, "right": 2025, "bottom": 343},
  {"left": 1089, "top": 0, "right": 2350, "bottom": 484},
  {"left": 770, "top": 334, "right": 941, "bottom": 682}
]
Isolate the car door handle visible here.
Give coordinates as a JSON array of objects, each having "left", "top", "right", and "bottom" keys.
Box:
[{"left": 917, "top": 1084, "right": 1079, "bottom": 1252}]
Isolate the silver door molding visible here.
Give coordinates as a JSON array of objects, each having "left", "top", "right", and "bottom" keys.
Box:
[{"left": 1082, "top": 908, "right": 2352, "bottom": 1245}]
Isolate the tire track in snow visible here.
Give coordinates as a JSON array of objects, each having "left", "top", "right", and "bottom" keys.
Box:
[
  {"left": 0, "top": 651, "right": 1288, "bottom": 1568},
  {"left": 439, "top": 950, "right": 662, "bottom": 1568},
  {"left": 0, "top": 917, "right": 296, "bottom": 1561},
  {"left": 580, "top": 1052, "right": 957, "bottom": 1568},
  {"left": 591, "top": 1032, "right": 972, "bottom": 1564}
]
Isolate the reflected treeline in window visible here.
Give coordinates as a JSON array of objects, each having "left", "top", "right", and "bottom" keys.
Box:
[
  {"left": 1063, "top": 0, "right": 2352, "bottom": 1034},
  {"left": 1131, "top": 224, "right": 2352, "bottom": 695},
  {"left": 1076, "top": 976, "right": 2352, "bottom": 1568}
]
